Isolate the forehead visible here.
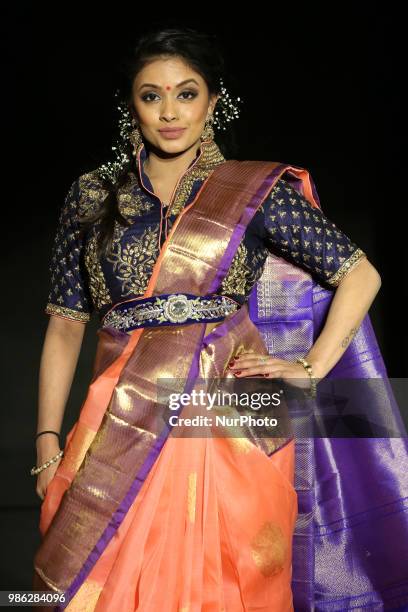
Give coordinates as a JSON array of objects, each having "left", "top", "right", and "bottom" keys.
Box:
[{"left": 133, "top": 56, "right": 205, "bottom": 88}]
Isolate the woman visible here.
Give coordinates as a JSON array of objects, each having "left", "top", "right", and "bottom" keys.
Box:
[{"left": 32, "top": 27, "right": 408, "bottom": 611}]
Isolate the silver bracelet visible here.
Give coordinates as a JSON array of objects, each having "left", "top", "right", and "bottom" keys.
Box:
[{"left": 30, "top": 450, "right": 64, "bottom": 476}]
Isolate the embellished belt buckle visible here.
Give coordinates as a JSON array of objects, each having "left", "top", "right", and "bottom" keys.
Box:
[
  {"left": 162, "top": 294, "right": 192, "bottom": 324},
  {"left": 102, "top": 292, "right": 239, "bottom": 332}
]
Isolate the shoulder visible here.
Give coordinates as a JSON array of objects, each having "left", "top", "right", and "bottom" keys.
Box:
[
  {"left": 269, "top": 178, "right": 301, "bottom": 196},
  {"left": 264, "top": 178, "right": 309, "bottom": 210},
  {"left": 76, "top": 169, "right": 110, "bottom": 217}
]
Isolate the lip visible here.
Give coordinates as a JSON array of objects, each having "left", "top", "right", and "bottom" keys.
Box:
[
  {"left": 159, "top": 128, "right": 186, "bottom": 140},
  {"left": 159, "top": 128, "right": 186, "bottom": 133}
]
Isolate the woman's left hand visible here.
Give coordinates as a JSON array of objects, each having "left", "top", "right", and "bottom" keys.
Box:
[{"left": 227, "top": 352, "right": 312, "bottom": 391}]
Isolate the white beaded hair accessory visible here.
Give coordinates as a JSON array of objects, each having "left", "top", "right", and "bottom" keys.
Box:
[
  {"left": 96, "top": 77, "right": 243, "bottom": 184},
  {"left": 213, "top": 77, "right": 243, "bottom": 131}
]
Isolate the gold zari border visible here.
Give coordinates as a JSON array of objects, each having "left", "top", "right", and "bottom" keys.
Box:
[
  {"left": 45, "top": 303, "right": 90, "bottom": 322},
  {"left": 326, "top": 248, "right": 367, "bottom": 287}
]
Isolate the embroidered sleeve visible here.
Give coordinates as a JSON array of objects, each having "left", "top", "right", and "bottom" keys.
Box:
[
  {"left": 263, "top": 179, "right": 367, "bottom": 287},
  {"left": 44, "top": 178, "right": 94, "bottom": 322}
]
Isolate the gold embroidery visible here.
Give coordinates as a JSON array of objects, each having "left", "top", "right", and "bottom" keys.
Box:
[
  {"left": 119, "top": 192, "right": 154, "bottom": 216},
  {"left": 221, "top": 243, "right": 251, "bottom": 295},
  {"left": 78, "top": 172, "right": 108, "bottom": 217},
  {"left": 105, "top": 224, "right": 159, "bottom": 296},
  {"left": 118, "top": 173, "right": 154, "bottom": 217},
  {"left": 250, "top": 521, "right": 287, "bottom": 577},
  {"left": 164, "top": 139, "right": 226, "bottom": 216},
  {"left": 220, "top": 243, "right": 269, "bottom": 298},
  {"left": 46, "top": 181, "right": 94, "bottom": 319},
  {"left": 45, "top": 303, "right": 90, "bottom": 322},
  {"left": 326, "top": 248, "right": 366, "bottom": 286},
  {"left": 65, "top": 578, "right": 103, "bottom": 611},
  {"left": 84, "top": 233, "right": 112, "bottom": 311},
  {"left": 227, "top": 436, "right": 255, "bottom": 455}
]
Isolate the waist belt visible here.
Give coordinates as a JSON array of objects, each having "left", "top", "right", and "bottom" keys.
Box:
[{"left": 101, "top": 293, "right": 240, "bottom": 332}]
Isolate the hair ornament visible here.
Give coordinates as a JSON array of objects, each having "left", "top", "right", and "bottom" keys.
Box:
[
  {"left": 213, "top": 77, "right": 243, "bottom": 131},
  {"left": 95, "top": 90, "right": 134, "bottom": 184}
]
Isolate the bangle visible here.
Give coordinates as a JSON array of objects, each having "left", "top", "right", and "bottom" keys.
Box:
[
  {"left": 30, "top": 450, "right": 64, "bottom": 476},
  {"left": 35, "top": 430, "right": 60, "bottom": 441},
  {"left": 295, "top": 357, "right": 317, "bottom": 399}
]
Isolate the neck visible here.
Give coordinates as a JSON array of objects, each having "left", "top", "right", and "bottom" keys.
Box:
[{"left": 143, "top": 139, "right": 203, "bottom": 181}]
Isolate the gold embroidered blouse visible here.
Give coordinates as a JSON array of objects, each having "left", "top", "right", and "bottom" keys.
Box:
[{"left": 44, "top": 140, "right": 366, "bottom": 323}]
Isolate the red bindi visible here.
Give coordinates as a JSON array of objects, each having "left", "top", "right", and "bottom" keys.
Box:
[{"left": 165, "top": 86, "right": 171, "bottom": 90}]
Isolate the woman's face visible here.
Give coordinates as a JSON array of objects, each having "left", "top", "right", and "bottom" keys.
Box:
[{"left": 131, "top": 56, "right": 219, "bottom": 155}]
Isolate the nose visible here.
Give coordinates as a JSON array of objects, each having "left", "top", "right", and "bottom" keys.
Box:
[{"left": 160, "top": 97, "right": 179, "bottom": 122}]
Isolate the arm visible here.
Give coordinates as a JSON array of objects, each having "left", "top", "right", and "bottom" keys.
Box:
[
  {"left": 36, "top": 177, "right": 94, "bottom": 499},
  {"left": 36, "top": 316, "right": 86, "bottom": 499},
  {"left": 229, "top": 178, "right": 379, "bottom": 386},
  {"left": 305, "top": 257, "right": 381, "bottom": 378}
]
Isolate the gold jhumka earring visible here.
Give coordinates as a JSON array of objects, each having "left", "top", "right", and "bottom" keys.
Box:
[
  {"left": 200, "top": 115, "right": 215, "bottom": 142},
  {"left": 129, "top": 119, "right": 143, "bottom": 155}
]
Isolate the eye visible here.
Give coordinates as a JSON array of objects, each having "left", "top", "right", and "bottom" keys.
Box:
[
  {"left": 141, "top": 92, "right": 159, "bottom": 102},
  {"left": 179, "top": 90, "right": 197, "bottom": 100},
  {"left": 141, "top": 90, "right": 198, "bottom": 102}
]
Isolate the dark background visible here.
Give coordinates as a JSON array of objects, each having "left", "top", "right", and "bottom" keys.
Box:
[{"left": 0, "top": 3, "right": 405, "bottom": 593}]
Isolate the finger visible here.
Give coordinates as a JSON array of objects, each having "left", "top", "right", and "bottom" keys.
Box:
[
  {"left": 229, "top": 356, "right": 285, "bottom": 369},
  {"left": 233, "top": 366, "right": 284, "bottom": 377}
]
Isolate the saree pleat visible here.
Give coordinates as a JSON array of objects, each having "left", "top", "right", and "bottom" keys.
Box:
[{"left": 53, "top": 428, "right": 296, "bottom": 611}]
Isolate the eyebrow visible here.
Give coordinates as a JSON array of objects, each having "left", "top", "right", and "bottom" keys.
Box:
[{"left": 138, "top": 78, "right": 199, "bottom": 92}]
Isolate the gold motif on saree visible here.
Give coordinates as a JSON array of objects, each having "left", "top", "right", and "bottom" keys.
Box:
[
  {"left": 187, "top": 472, "right": 197, "bottom": 523},
  {"left": 250, "top": 521, "right": 287, "bottom": 577},
  {"left": 227, "top": 436, "right": 255, "bottom": 455},
  {"left": 115, "top": 383, "right": 134, "bottom": 413},
  {"left": 65, "top": 579, "right": 103, "bottom": 612}
]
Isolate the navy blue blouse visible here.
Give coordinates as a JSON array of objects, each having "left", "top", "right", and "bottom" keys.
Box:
[{"left": 44, "top": 140, "right": 366, "bottom": 323}]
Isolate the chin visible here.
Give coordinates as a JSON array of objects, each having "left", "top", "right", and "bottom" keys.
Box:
[{"left": 157, "top": 138, "right": 199, "bottom": 154}]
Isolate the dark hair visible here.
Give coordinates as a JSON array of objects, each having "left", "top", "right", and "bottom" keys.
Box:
[{"left": 80, "top": 26, "right": 237, "bottom": 259}]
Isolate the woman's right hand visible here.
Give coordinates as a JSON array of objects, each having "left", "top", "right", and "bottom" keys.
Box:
[{"left": 35, "top": 436, "right": 63, "bottom": 501}]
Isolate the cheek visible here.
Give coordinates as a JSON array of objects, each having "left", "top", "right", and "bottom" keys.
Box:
[
  {"left": 137, "top": 107, "right": 157, "bottom": 125},
  {"left": 183, "top": 104, "right": 208, "bottom": 124},
  {"left": 133, "top": 100, "right": 155, "bottom": 123}
]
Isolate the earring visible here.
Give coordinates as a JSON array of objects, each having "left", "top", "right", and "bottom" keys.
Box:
[
  {"left": 129, "top": 119, "right": 143, "bottom": 156},
  {"left": 200, "top": 115, "right": 215, "bottom": 142}
]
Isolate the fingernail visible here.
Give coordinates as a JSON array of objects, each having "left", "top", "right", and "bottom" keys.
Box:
[
  {"left": 234, "top": 371, "right": 241, "bottom": 376},
  {"left": 228, "top": 360, "right": 235, "bottom": 367}
]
